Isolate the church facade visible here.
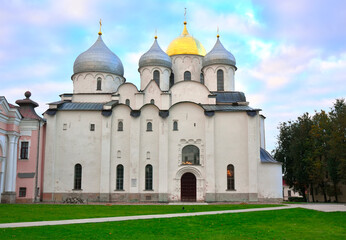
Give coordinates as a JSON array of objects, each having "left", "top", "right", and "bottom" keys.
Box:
[{"left": 42, "top": 21, "right": 282, "bottom": 202}]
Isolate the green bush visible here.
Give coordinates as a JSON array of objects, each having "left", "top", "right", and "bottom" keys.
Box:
[{"left": 288, "top": 197, "right": 305, "bottom": 202}]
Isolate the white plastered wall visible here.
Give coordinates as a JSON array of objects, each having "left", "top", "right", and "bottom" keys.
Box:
[
  {"left": 203, "top": 65, "right": 235, "bottom": 91},
  {"left": 139, "top": 66, "right": 171, "bottom": 91},
  {"left": 171, "top": 55, "right": 203, "bottom": 83}
]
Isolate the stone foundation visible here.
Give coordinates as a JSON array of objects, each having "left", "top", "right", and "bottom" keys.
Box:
[
  {"left": 1, "top": 192, "right": 16, "bottom": 203},
  {"left": 205, "top": 193, "right": 258, "bottom": 202}
]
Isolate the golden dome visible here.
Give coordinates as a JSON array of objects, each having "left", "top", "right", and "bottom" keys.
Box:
[{"left": 166, "top": 21, "right": 206, "bottom": 56}]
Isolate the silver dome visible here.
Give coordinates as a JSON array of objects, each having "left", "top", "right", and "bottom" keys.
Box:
[
  {"left": 73, "top": 36, "right": 124, "bottom": 76},
  {"left": 139, "top": 38, "right": 172, "bottom": 69},
  {"left": 203, "top": 38, "right": 236, "bottom": 68}
]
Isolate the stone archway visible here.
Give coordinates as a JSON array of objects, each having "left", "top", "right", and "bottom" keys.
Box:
[{"left": 181, "top": 172, "right": 196, "bottom": 202}]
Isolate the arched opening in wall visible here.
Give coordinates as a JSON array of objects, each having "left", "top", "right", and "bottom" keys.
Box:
[
  {"left": 118, "top": 121, "right": 123, "bottom": 131},
  {"left": 74, "top": 164, "right": 82, "bottom": 190},
  {"left": 200, "top": 73, "right": 204, "bottom": 84},
  {"left": 125, "top": 99, "right": 130, "bottom": 106},
  {"left": 150, "top": 99, "right": 155, "bottom": 104},
  {"left": 227, "top": 164, "right": 235, "bottom": 190},
  {"left": 153, "top": 70, "right": 160, "bottom": 87},
  {"left": 146, "top": 122, "right": 152, "bottom": 131},
  {"left": 116, "top": 164, "right": 124, "bottom": 190},
  {"left": 173, "top": 121, "right": 178, "bottom": 131},
  {"left": 181, "top": 172, "right": 196, "bottom": 202},
  {"left": 169, "top": 73, "right": 174, "bottom": 88},
  {"left": 145, "top": 164, "right": 153, "bottom": 190},
  {"left": 97, "top": 77, "right": 102, "bottom": 91},
  {"left": 217, "top": 69, "right": 224, "bottom": 91},
  {"left": 182, "top": 145, "right": 199, "bottom": 165},
  {"left": 184, "top": 71, "right": 191, "bottom": 81}
]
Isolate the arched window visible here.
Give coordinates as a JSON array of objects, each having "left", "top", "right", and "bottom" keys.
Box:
[
  {"left": 145, "top": 164, "right": 153, "bottom": 190},
  {"left": 118, "top": 121, "right": 123, "bottom": 131},
  {"left": 74, "top": 164, "right": 82, "bottom": 190},
  {"left": 217, "top": 69, "right": 224, "bottom": 91},
  {"left": 182, "top": 145, "right": 200, "bottom": 165},
  {"left": 184, "top": 71, "right": 191, "bottom": 81},
  {"left": 147, "top": 122, "right": 152, "bottom": 131},
  {"left": 153, "top": 70, "right": 160, "bottom": 86},
  {"left": 173, "top": 121, "right": 178, "bottom": 131},
  {"left": 97, "top": 77, "right": 102, "bottom": 90},
  {"left": 200, "top": 73, "right": 204, "bottom": 84},
  {"left": 227, "top": 164, "right": 235, "bottom": 190},
  {"left": 116, "top": 164, "right": 124, "bottom": 190},
  {"left": 125, "top": 99, "right": 130, "bottom": 106},
  {"left": 150, "top": 99, "right": 155, "bottom": 104},
  {"left": 169, "top": 73, "right": 174, "bottom": 88}
]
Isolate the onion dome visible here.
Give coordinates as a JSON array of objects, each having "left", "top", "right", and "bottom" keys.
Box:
[
  {"left": 166, "top": 21, "right": 206, "bottom": 56},
  {"left": 73, "top": 35, "right": 124, "bottom": 76},
  {"left": 202, "top": 36, "right": 236, "bottom": 68},
  {"left": 139, "top": 37, "right": 172, "bottom": 69}
]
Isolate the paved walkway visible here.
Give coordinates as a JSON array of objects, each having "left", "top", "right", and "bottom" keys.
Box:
[
  {"left": 0, "top": 206, "right": 295, "bottom": 229},
  {"left": 0, "top": 204, "right": 345, "bottom": 229}
]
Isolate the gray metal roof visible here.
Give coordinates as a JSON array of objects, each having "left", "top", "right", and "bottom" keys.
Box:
[
  {"left": 212, "top": 92, "right": 246, "bottom": 103},
  {"left": 58, "top": 102, "right": 104, "bottom": 111},
  {"left": 73, "top": 36, "right": 124, "bottom": 76},
  {"left": 203, "top": 38, "right": 236, "bottom": 68},
  {"left": 201, "top": 104, "right": 260, "bottom": 112},
  {"left": 139, "top": 39, "right": 172, "bottom": 69},
  {"left": 260, "top": 148, "right": 280, "bottom": 163}
]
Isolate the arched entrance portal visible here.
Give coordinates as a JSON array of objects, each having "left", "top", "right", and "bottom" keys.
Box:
[{"left": 181, "top": 172, "right": 196, "bottom": 202}]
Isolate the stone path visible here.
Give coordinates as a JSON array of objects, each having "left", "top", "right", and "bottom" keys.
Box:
[{"left": 0, "top": 204, "right": 345, "bottom": 229}]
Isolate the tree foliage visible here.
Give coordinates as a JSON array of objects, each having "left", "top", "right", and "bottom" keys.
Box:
[{"left": 274, "top": 99, "right": 346, "bottom": 202}]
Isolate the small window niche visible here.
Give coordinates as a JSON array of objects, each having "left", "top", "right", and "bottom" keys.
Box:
[
  {"left": 63, "top": 123, "right": 67, "bottom": 130},
  {"left": 146, "top": 121, "right": 153, "bottom": 132},
  {"left": 150, "top": 99, "right": 155, "bottom": 104},
  {"left": 117, "top": 150, "right": 121, "bottom": 158},
  {"left": 90, "top": 124, "right": 95, "bottom": 131},
  {"left": 19, "top": 187, "right": 26, "bottom": 197},
  {"left": 118, "top": 121, "right": 123, "bottom": 131},
  {"left": 97, "top": 77, "right": 102, "bottom": 90},
  {"left": 125, "top": 99, "right": 130, "bottom": 106},
  {"left": 146, "top": 151, "right": 150, "bottom": 160},
  {"left": 173, "top": 120, "right": 178, "bottom": 131}
]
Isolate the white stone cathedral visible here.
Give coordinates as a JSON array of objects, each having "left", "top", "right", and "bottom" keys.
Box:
[{"left": 43, "top": 21, "right": 282, "bottom": 202}]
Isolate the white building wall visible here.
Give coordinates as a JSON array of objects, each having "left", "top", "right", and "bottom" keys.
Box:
[
  {"left": 258, "top": 163, "right": 283, "bottom": 200},
  {"left": 139, "top": 67, "right": 171, "bottom": 91},
  {"left": 171, "top": 55, "right": 203, "bottom": 83},
  {"left": 203, "top": 65, "right": 235, "bottom": 91}
]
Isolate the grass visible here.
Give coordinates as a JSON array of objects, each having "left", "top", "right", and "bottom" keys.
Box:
[
  {"left": 0, "top": 203, "right": 281, "bottom": 223},
  {"left": 0, "top": 208, "right": 345, "bottom": 239}
]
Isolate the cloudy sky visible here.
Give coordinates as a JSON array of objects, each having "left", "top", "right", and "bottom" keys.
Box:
[{"left": 1, "top": 0, "right": 345, "bottom": 152}]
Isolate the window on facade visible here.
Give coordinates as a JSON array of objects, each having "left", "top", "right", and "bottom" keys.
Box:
[
  {"left": 116, "top": 164, "right": 124, "bottom": 190},
  {"left": 150, "top": 99, "right": 155, "bottom": 104},
  {"left": 97, "top": 77, "right": 102, "bottom": 90},
  {"left": 147, "top": 122, "right": 152, "bottom": 131},
  {"left": 19, "top": 187, "right": 26, "bottom": 197},
  {"left": 173, "top": 121, "right": 178, "bottom": 131},
  {"left": 63, "top": 123, "right": 67, "bottom": 130},
  {"left": 118, "top": 121, "right": 123, "bottom": 131},
  {"left": 217, "top": 69, "right": 224, "bottom": 91},
  {"left": 153, "top": 70, "right": 160, "bottom": 87},
  {"left": 184, "top": 71, "right": 191, "bottom": 81},
  {"left": 169, "top": 73, "right": 174, "bottom": 88},
  {"left": 125, "top": 99, "right": 130, "bottom": 106},
  {"left": 20, "top": 141, "right": 29, "bottom": 159},
  {"left": 145, "top": 164, "right": 153, "bottom": 190},
  {"left": 74, "top": 164, "right": 82, "bottom": 190},
  {"left": 227, "top": 164, "right": 235, "bottom": 190},
  {"left": 182, "top": 145, "right": 199, "bottom": 165},
  {"left": 200, "top": 73, "right": 204, "bottom": 84},
  {"left": 90, "top": 124, "right": 95, "bottom": 131}
]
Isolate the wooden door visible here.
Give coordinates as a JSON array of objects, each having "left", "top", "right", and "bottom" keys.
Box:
[{"left": 181, "top": 173, "right": 196, "bottom": 202}]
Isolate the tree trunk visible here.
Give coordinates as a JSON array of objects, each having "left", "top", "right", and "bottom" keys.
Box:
[
  {"left": 333, "top": 182, "right": 339, "bottom": 202},
  {"left": 320, "top": 183, "right": 327, "bottom": 202},
  {"left": 310, "top": 184, "right": 315, "bottom": 202}
]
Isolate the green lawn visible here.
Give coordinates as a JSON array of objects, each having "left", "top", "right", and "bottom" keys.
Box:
[
  {"left": 0, "top": 208, "right": 345, "bottom": 239},
  {"left": 0, "top": 204, "right": 281, "bottom": 223}
]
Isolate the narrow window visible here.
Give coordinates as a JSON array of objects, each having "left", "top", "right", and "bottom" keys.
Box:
[
  {"left": 118, "top": 121, "right": 123, "bottom": 131},
  {"left": 145, "top": 164, "right": 153, "bottom": 190},
  {"left": 184, "top": 71, "right": 191, "bottom": 81},
  {"left": 173, "top": 121, "right": 178, "bottom": 131},
  {"left": 63, "top": 123, "right": 67, "bottom": 130},
  {"left": 146, "top": 151, "right": 150, "bottom": 160},
  {"left": 20, "top": 142, "right": 29, "bottom": 159},
  {"left": 74, "top": 164, "right": 82, "bottom": 190},
  {"left": 227, "top": 164, "right": 235, "bottom": 190},
  {"left": 147, "top": 122, "right": 152, "bottom": 131},
  {"left": 116, "top": 164, "right": 124, "bottom": 190},
  {"left": 169, "top": 73, "right": 174, "bottom": 88},
  {"left": 182, "top": 145, "right": 200, "bottom": 165},
  {"left": 19, "top": 187, "right": 26, "bottom": 197},
  {"left": 117, "top": 150, "right": 121, "bottom": 158},
  {"left": 90, "top": 124, "right": 95, "bottom": 131},
  {"left": 97, "top": 77, "right": 102, "bottom": 90},
  {"left": 150, "top": 99, "right": 155, "bottom": 104},
  {"left": 200, "top": 73, "right": 204, "bottom": 84},
  {"left": 153, "top": 70, "right": 160, "bottom": 87},
  {"left": 125, "top": 99, "right": 130, "bottom": 106},
  {"left": 217, "top": 69, "right": 224, "bottom": 91}
]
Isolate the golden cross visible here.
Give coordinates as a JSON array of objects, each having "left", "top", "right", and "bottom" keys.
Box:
[
  {"left": 184, "top": 8, "right": 187, "bottom": 21},
  {"left": 98, "top": 19, "right": 102, "bottom": 35}
]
